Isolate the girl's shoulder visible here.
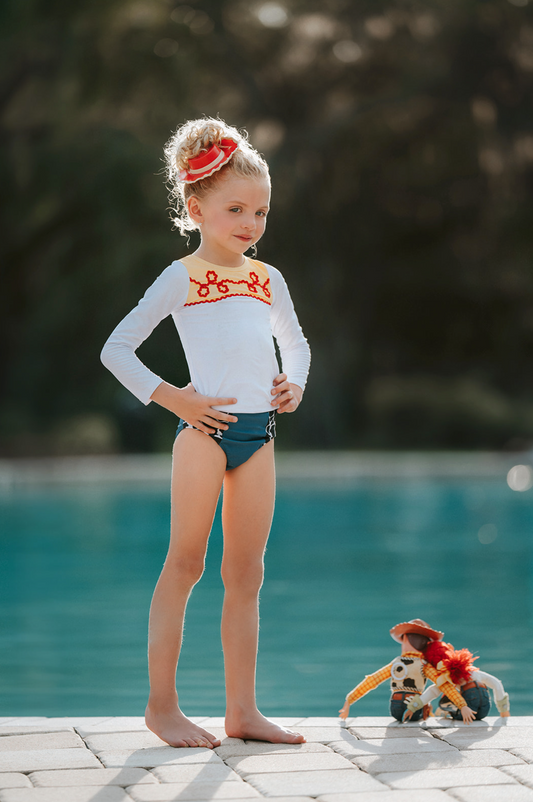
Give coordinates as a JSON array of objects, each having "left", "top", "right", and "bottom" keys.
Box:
[
  {"left": 141, "top": 259, "right": 190, "bottom": 308},
  {"left": 248, "top": 258, "right": 287, "bottom": 289}
]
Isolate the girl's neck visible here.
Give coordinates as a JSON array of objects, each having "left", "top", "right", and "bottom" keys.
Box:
[{"left": 193, "top": 245, "right": 246, "bottom": 268}]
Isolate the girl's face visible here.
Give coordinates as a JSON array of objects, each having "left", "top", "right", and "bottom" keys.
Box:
[{"left": 189, "top": 174, "right": 271, "bottom": 266}]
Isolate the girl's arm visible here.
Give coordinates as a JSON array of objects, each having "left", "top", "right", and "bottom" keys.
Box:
[
  {"left": 267, "top": 266, "right": 311, "bottom": 411},
  {"left": 101, "top": 262, "right": 237, "bottom": 432},
  {"left": 150, "top": 381, "right": 237, "bottom": 434},
  {"left": 271, "top": 373, "right": 303, "bottom": 414},
  {"left": 101, "top": 262, "right": 189, "bottom": 405}
]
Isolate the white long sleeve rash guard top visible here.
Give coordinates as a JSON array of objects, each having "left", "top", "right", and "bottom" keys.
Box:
[{"left": 100, "top": 255, "right": 311, "bottom": 413}]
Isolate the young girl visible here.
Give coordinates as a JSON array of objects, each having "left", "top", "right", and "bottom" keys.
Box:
[{"left": 101, "top": 118, "right": 310, "bottom": 749}]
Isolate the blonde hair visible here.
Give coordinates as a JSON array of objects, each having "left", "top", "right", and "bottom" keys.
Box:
[{"left": 164, "top": 118, "right": 270, "bottom": 235}]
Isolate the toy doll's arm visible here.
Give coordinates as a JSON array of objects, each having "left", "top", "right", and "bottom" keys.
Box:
[
  {"left": 339, "top": 663, "right": 392, "bottom": 719},
  {"left": 474, "top": 670, "right": 510, "bottom": 716},
  {"left": 423, "top": 663, "right": 467, "bottom": 709},
  {"left": 419, "top": 683, "right": 441, "bottom": 705}
]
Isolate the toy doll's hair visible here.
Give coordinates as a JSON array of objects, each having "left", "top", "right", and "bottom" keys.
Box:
[
  {"left": 164, "top": 117, "right": 270, "bottom": 235},
  {"left": 424, "top": 640, "right": 453, "bottom": 666},
  {"left": 424, "top": 641, "right": 478, "bottom": 684}
]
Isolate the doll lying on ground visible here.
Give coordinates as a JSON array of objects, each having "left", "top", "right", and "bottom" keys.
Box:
[
  {"left": 339, "top": 619, "right": 472, "bottom": 724},
  {"left": 403, "top": 639, "right": 510, "bottom": 723}
]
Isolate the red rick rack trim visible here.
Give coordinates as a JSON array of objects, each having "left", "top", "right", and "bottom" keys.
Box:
[{"left": 185, "top": 269, "right": 271, "bottom": 306}]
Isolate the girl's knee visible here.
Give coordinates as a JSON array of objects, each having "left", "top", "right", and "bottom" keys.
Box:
[
  {"left": 165, "top": 553, "right": 206, "bottom": 586},
  {"left": 221, "top": 560, "right": 264, "bottom": 595}
]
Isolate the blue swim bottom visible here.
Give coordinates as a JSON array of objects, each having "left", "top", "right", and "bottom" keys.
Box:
[{"left": 175, "top": 410, "right": 276, "bottom": 471}]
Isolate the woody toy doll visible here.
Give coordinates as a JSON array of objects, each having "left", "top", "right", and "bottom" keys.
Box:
[{"left": 339, "top": 619, "right": 475, "bottom": 724}]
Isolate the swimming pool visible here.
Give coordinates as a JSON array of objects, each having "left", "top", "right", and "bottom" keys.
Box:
[{"left": 1, "top": 469, "right": 531, "bottom": 717}]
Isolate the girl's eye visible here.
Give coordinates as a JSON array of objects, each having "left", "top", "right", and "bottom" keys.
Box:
[
  {"left": 256, "top": 211, "right": 267, "bottom": 217},
  {"left": 229, "top": 207, "right": 241, "bottom": 213}
]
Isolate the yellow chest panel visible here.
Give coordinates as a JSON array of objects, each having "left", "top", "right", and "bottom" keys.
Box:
[{"left": 181, "top": 255, "right": 271, "bottom": 307}]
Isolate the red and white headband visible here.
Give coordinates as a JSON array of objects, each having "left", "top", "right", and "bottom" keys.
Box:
[{"left": 178, "top": 138, "right": 239, "bottom": 183}]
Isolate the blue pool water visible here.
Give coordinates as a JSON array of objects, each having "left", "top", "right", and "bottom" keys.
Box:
[{"left": 1, "top": 474, "right": 531, "bottom": 717}]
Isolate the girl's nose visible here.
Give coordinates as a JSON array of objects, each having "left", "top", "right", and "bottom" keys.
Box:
[{"left": 241, "top": 216, "right": 255, "bottom": 231}]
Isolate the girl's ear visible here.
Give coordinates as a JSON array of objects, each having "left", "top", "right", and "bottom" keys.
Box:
[{"left": 187, "top": 196, "right": 203, "bottom": 224}]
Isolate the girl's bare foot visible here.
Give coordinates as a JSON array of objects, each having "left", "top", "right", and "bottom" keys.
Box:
[
  {"left": 145, "top": 703, "right": 221, "bottom": 748},
  {"left": 225, "top": 709, "right": 305, "bottom": 744}
]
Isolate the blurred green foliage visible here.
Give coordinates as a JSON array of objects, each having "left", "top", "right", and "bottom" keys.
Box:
[{"left": 2, "top": 0, "right": 533, "bottom": 454}]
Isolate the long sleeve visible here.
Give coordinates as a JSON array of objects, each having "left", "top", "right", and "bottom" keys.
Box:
[
  {"left": 100, "top": 262, "right": 189, "bottom": 405},
  {"left": 268, "top": 266, "right": 311, "bottom": 392},
  {"left": 423, "top": 663, "right": 467, "bottom": 709},
  {"left": 472, "top": 669, "right": 506, "bottom": 702},
  {"left": 419, "top": 683, "right": 442, "bottom": 705},
  {"left": 345, "top": 663, "right": 393, "bottom": 705}
]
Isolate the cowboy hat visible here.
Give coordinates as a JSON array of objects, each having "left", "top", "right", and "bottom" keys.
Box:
[{"left": 390, "top": 618, "right": 444, "bottom": 644}]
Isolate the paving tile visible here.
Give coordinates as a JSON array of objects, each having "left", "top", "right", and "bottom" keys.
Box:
[
  {"left": 226, "top": 751, "right": 356, "bottom": 775},
  {"left": 345, "top": 717, "right": 398, "bottom": 727},
  {"left": 193, "top": 718, "right": 227, "bottom": 728},
  {"left": 243, "top": 796, "right": 314, "bottom": 802},
  {"left": 448, "top": 786, "right": 533, "bottom": 801},
  {"left": 0, "top": 727, "right": 76, "bottom": 737},
  {"left": 85, "top": 732, "right": 167, "bottom": 752},
  {"left": 421, "top": 719, "right": 463, "bottom": 729},
  {"left": 0, "top": 776, "right": 31, "bottom": 790},
  {"left": 76, "top": 717, "right": 210, "bottom": 737},
  {"left": 126, "top": 782, "right": 260, "bottom": 800},
  {"left": 348, "top": 726, "right": 435, "bottom": 739},
  {"left": 318, "top": 791, "right": 453, "bottom": 802},
  {"left": 376, "top": 766, "right": 517, "bottom": 789},
  {"left": 437, "top": 727, "right": 533, "bottom": 750},
  {"left": 75, "top": 718, "right": 151, "bottom": 736},
  {"left": 500, "top": 765, "right": 533, "bottom": 787},
  {"left": 330, "top": 736, "right": 455, "bottom": 757},
  {"left": 151, "top": 763, "right": 242, "bottom": 783},
  {"left": 478, "top": 717, "right": 533, "bottom": 727},
  {"left": 35, "top": 718, "right": 111, "bottom": 727},
  {"left": 216, "top": 741, "right": 331, "bottom": 759},
  {"left": 245, "top": 768, "right": 386, "bottom": 796},
  {"left": 299, "top": 718, "right": 351, "bottom": 728},
  {"left": 0, "top": 789, "right": 131, "bottom": 802},
  {"left": 349, "top": 748, "right": 524, "bottom": 774},
  {"left": 510, "top": 748, "right": 533, "bottom": 763},
  {"left": 0, "top": 748, "right": 101, "bottom": 773},
  {"left": 99, "top": 747, "right": 225, "bottom": 768},
  {"left": 0, "top": 733, "right": 85, "bottom": 751},
  {"left": 291, "top": 728, "right": 359, "bottom": 744},
  {"left": 29, "top": 768, "right": 157, "bottom": 786}
]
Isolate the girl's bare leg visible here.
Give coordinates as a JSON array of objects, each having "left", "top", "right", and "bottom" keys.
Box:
[
  {"left": 145, "top": 429, "right": 226, "bottom": 748},
  {"left": 221, "top": 441, "right": 305, "bottom": 743}
]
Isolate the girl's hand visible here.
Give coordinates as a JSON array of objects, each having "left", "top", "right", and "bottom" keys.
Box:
[
  {"left": 338, "top": 701, "right": 351, "bottom": 720},
  {"left": 151, "top": 381, "right": 238, "bottom": 434},
  {"left": 271, "top": 373, "right": 303, "bottom": 413}
]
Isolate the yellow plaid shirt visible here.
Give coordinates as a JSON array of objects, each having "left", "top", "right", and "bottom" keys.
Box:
[{"left": 346, "top": 651, "right": 466, "bottom": 708}]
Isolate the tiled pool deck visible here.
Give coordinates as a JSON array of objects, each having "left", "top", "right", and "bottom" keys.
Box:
[{"left": 1, "top": 716, "right": 533, "bottom": 801}]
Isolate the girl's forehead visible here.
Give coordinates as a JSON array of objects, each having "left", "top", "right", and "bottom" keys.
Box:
[{"left": 213, "top": 175, "right": 270, "bottom": 204}]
